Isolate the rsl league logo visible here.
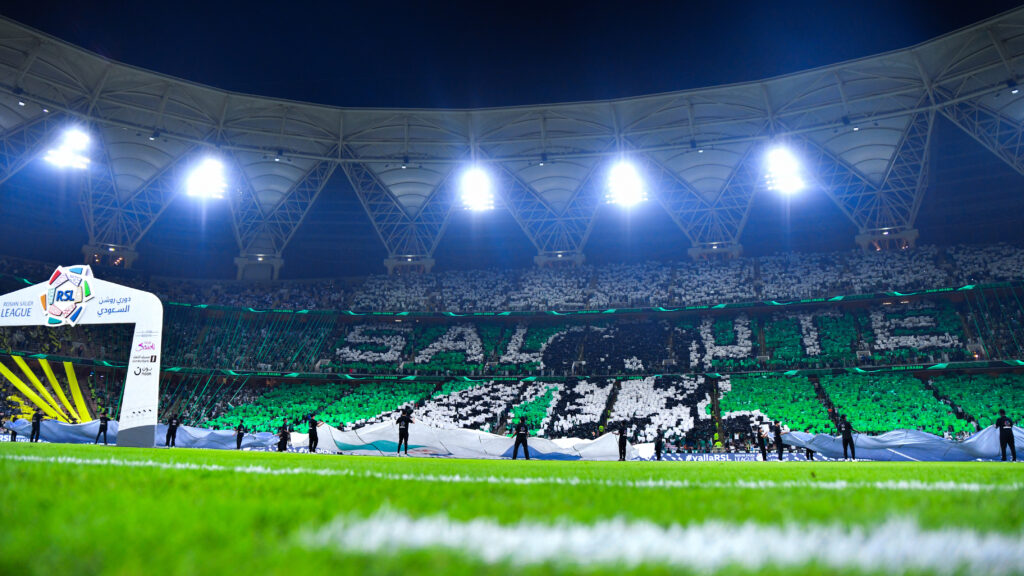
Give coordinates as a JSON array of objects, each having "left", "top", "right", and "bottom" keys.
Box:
[{"left": 41, "top": 265, "right": 95, "bottom": 326}]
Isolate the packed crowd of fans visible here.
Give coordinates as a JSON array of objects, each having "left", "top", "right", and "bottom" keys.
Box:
[
  {"left": 5, "top": 292, "right": 1020, "bottom": 378},
  {"left": 4, "top": 243, "right": 1024, "bottom": 313},
  {"left": 819, "top": 373, "right": 974, "bottom": 436},
  {"left": 5, "top": 244, "right": 1023, "bottom": 450},
  {"left": 719, "top": 375, "right": 835, "bottom": 447}
]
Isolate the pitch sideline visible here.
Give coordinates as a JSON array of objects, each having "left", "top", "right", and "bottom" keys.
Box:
[{"left": 2, "top": 453, "right": 1021, "bottom": 492}]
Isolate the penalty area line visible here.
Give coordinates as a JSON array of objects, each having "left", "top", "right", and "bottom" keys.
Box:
[{"left": 303, "top": 511, "right": 1024, "bottom": 574}]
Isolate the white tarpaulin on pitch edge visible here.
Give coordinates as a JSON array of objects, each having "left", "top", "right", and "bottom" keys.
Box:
[
  {"left": 7, "top": 418, "right": 1022, "bottom": 461},
  {"left": 301, "top": 421, "right": 632, "bottom": 460},
  {"left": 3, "top": 418, "right": 634, "bottom": 460}
]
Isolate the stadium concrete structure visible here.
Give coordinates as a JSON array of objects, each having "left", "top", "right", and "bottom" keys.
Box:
[{"left": 2, "top": 10, "right": 1024, "bottom": 278}]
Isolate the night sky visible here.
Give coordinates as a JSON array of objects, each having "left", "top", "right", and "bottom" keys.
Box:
[
  {"left": 2, "top": 1, "right": 1024, "bottom": 277},
  {"left": 6, "top": 1, "right": 1023, "bottom": 108}
]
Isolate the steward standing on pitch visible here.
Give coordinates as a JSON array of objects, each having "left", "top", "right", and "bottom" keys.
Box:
[
  {"left": 166, "top": 414, "right": 180, "bottom": 448},
  {"left": 235, "top": 421, "right": 246, "bottom": 450},
  {"left": 654, "top": 427, "right": 664, "bottom": 461},
  {"left": 94, "top": 412, "right": 109, "bottom": 445},
  {"left": 757, "top": 426, "right": 769, "bottom": 461},
  {"left": 996, "top": 409, "right": 1017, "bottom": 462},
  {"left": 277, "top": 419, "right": 291, "bottom": 452},
  {"left": 30, "top": 408, "right": 43, "bottom": 442},
  {"left": 617, "top": 426, "right": 628, "bottom": 461},
  {"left": 512, "top": 417, "right": 530, "bottom": 460},
  {"left": 396, "top": 408, "right": 413, "bottom": 455},
  {"left": 307, "top": 414, "right": 319, "bottom": 454},
  {"left": 773, "top": 422, "right": 784, "bottom": 461},
  {"left": 804, "top": 428, "right": 814, "bottom": 461},
  {"left": 838, "top": 415, "right": 856, "bottom": 461}
]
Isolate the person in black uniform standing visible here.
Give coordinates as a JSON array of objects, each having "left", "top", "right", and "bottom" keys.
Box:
[
  {"left": 803, "top": 428, "right": 814, "bottom": 461},
  {"left": 235, "top": 421, "right": 246, "bottom": 450},
  {"left": 996, "top": 409, "right": 1016, "bottom": 462},
  {"left": 277, "top": 419, "right": 290, "bottom": 452},
  {"left": 838, "top": 415, "right": 856, "bottom": 461},
  {"left": 773, "top": 422, "right": 784, "bottom": 462},
  {"left": 166, "top": 414, "right": 180, "bottom": 448},
  {"left": 307, "top": 414, "right": 320, "bottom": 454},
  {"left": 653, "top": 427, "right": 664, "bottom": 461},
  {"left": 94, "top": 412, "right": 109, "bottom": 445},
  {"left": 617, "top": 426, "right": 628, "bottom": 461},
  {"left": 396, "top": 408, "right": 413, "bottom": 456},
  {"left": 512, "top": 417, "right": 530, "bottom": 460},
  {"left": 30, "top": 409, "right": 43, "bottom": 442},
  {"left": 757, "top": 426, "right": 769, "bottom": 462}
]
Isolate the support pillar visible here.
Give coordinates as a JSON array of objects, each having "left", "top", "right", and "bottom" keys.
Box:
[
  {"left": 534, "top": 251, "right": 585, "bottom": 267},
  {"left": 384, "top": 257, "right": 435, "bottom": 275},
  {"left": 81, "top": 244, "right": 138, "bottom": 269},
  {"left": 687, "top": 243, "right": 743, "bottom": 260},
  {"left": 855, "top": 228, "right": 918, "bottom": 252},
  {"left": 234, "top": 255, "right": 283, "bottom": 281}
]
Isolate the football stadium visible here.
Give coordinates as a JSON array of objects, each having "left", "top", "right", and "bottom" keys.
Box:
[{"left": 1, "top": 3, "right": 1024, "bottom": 575}]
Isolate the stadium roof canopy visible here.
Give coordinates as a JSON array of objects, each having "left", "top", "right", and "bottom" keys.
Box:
[{"left": 2, "top": 9, "right": 1024, "bottom": 278}]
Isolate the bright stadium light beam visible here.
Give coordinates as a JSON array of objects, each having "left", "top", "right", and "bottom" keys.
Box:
[
  {"left": 44, "top": 128, "right": 91, "bottom": 170},
  {"left": 186, "top": 158, "right": 227, "bottom": 199},
  {"left": 606, "top": 160, "right": 646, "bottom": 206},
  {"left": 764, "top": 146, "right": 805, "bottom": 195},
  {"left": 460, "top": 165, "right": 494, "bottom": 211}
]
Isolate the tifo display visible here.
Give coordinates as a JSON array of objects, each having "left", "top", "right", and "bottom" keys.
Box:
[{"left": 0, "top": 247, "right": 1022, "bottom": 461}]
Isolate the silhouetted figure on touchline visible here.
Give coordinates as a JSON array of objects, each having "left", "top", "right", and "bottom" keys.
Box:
[
  {"left": 512, "top": 417, "right": 530, "bottom": 460},
  {"left": 996, "top": 409, "right": 1016, "bottom": 462}
]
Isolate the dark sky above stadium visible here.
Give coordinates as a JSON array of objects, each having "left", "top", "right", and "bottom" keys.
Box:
[{"left": 6, "top": 1, "right": 1024, "bottom": 108}]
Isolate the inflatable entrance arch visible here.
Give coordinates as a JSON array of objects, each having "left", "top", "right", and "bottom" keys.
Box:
[{"left": 0, "top": 265, "right": 162, "bottom": 447}]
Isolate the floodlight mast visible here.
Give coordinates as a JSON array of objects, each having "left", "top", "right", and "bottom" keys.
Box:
[
  {"left": 606, "top": 159, "right": 647, "bottom": 206},
  {"left": 460, "top": 165, "right": 494, "bottom": 211},
  {"left": 764, "top": 146, "right": 805, "bottom": 195},
  {"left": 186, "top": 157, "right": 227, "bottom": 199},
  {"left": 44, "top": 127, "right": 91, "bottom": 170}
]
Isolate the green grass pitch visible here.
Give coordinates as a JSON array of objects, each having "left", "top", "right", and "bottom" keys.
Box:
[{"left": 1, "top": 442, "right": 1022, "bottom": 575}]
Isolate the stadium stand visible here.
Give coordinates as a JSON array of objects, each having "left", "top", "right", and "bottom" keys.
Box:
[
  {"left": 316, "top": 381, "right": 436, "bottom": 429},
  {"left": 4, "top": 246, "right": 1024, "bottom": 441},
  {"left": 205, "top": 381, "right": 350, "bottom": 433},
  {"left": 0, "top": 296, "right": 994, "bottom": 376},
  {"left": 545, "top": 378, "right": 613, "bottom": 439},
  {"left": 606, "top": 376, "right": 714, "bottom": 445},
  {"left": 719, "top": 375, "right": 834, "bottom": 443},
  {"left": 819, "top": 373, "right": 974, "bottom": 436},
  {"left": 413, "top": 380, "right": 512, "bottom": 432},
  {"left": 509, "top": 383, "right": 559, "bottom": 436},
  {"left": 5, "top": 244, "right": 1024, "bottom": 313},
  {"left": 929, "top": 373, "right": 1024, "bottom": 428}
]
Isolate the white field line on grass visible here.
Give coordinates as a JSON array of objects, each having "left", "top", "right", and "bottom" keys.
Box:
[
  {"left": 2, "top": 454, "right": 1023, "bottom": 492},
  {"left": 302, "top": 511, "right": 1024, "bottom": 574}
]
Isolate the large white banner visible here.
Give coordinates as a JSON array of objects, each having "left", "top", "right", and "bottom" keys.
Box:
[{"left": 0, "top": 265, "right": 163, "bottom": 447}]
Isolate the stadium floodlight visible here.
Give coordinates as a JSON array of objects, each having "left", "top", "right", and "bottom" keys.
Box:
[
  {"left": 460, "top": 165, "right": 494, "bottom": 211},
  {"left": 44, "top": 128, "right": 91, "bottom": 170},
  {"left": 606, "top": 160, "right": 647, "bottom": 206},
  {"left": 186, "top": 158, "right": 227, "bottom": 199},
  {"left": 764, "top": 146, "right": 805, "bottom": 195}
]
